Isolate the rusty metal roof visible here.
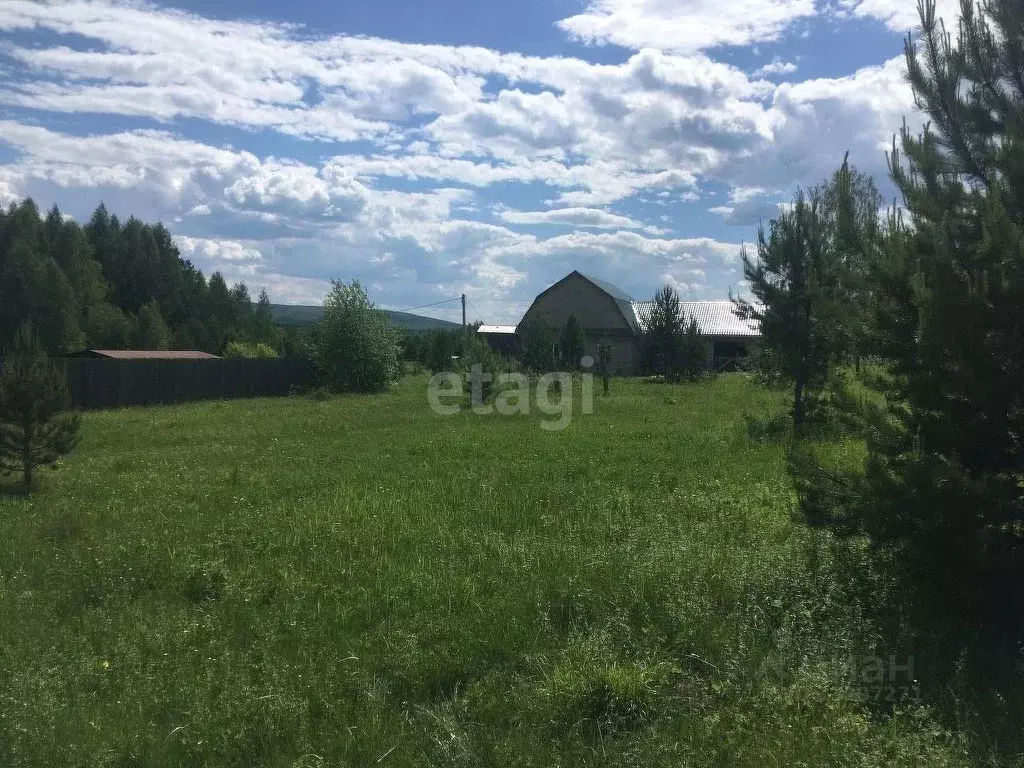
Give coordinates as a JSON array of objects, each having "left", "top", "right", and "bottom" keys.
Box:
[
  {"left": 66, "top": 350, "right": 222, "bottom": 359},
  {"left": 631, "top": 300, "right": 760, "bottom": 338}
]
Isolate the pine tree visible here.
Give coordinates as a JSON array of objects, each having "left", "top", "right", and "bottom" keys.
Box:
[
  {"left": 820, "top": 155, "right": 883, "bottom": 370},
  {"left": 801, "top": 0, "right": 1024, "bottom": 616},
  {"left": 0, "top": 323, "right": 80, "bottom": 490},
  {"left": 738, "top": 158, "right": 881, "bottom": 428},
  {"left": 643, "top": 284, "right": 685, "bottom": 380},
  {"left": 738, "top": 195, "right": 822, "bottom": 429}
]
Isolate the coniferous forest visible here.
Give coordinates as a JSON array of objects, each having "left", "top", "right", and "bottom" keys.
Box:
[{"left": 0, "top": 199, "right": 284, "bottom": 356}]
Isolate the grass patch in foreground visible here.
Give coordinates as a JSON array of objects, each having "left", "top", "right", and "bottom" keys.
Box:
[{"left": 0, "top": 375, "right": 972, "bottom": 766}]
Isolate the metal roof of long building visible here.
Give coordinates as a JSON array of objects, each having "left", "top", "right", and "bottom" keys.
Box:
[
  {"left": 631, "top": 300, "right": 760, "bottom": 338},
  {"left": 477, "top": 325, "right": 517, "bottom": 334},
  {"left": 65, "top": 350, "right": 222, "bottom": 359}
]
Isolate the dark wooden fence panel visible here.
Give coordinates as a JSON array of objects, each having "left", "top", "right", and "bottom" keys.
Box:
[{"left": 58, "top": 359, "right": 317, "bottom": 409}]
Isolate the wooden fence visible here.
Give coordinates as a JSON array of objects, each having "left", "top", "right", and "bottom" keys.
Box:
[{"left": 59, "top": 358, "right": 318, "bottom": 409}]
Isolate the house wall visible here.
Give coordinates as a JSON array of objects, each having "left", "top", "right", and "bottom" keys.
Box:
[
  {"left": 518, "top": 274, "right": 639, "bottom": 374},
  {"left": 582, "top": 333, "right": 638, "bottom": 376},
  {"left": 707, "top": 336, "right": 758, "bottom": 370}
]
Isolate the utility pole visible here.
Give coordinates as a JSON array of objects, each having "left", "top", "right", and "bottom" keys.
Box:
[{"left": 461, "top": 293, "right": 467, "bottom": 330}]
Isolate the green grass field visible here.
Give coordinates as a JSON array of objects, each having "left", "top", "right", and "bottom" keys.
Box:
[{"left": 0, "top": 375, "right": 976, "bottom": 766}]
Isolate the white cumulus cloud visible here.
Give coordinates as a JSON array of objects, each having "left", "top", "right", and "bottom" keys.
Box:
[{"left": 557, "top": 0, "right": 815, "bottom": 53}]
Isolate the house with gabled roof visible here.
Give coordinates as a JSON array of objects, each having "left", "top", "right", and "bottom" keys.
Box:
[{"left": 512, "top": 271, "right": 759, "bottom": 374}]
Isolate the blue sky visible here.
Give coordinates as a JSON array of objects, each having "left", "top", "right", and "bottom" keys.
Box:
[{"left": 0, "top": 0, "right": 950, "bottom": 324}]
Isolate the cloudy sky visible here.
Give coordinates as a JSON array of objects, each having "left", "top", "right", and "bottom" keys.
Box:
[{"left": 0, "top": 0, "right": 950, "bottom": 323}]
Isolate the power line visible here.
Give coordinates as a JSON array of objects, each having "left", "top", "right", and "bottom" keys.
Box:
[
  {"left": 393, "top": 297, "right": 461, "bottom": 314},
  {"left": 466, "top": 297, "right": 484, "bottom": 323}
]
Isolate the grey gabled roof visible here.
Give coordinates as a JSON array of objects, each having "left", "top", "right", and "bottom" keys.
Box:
[
  {"left": 631, "top": 300, "right": 760, "bottom": 338},
  {"left": 574, "top": 272, "right": 643, "bottom": 332},
  {"left": 576, "top": 272, "right": 635, "bottom": 303}
]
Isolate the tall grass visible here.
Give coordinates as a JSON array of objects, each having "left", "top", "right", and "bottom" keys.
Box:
[{"left": 0, "top": 375, "right": 976, "bottom": 766}]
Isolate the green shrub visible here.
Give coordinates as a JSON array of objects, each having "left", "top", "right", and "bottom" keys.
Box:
[
  {"left": 223, "top": 341, "right": 279, "bottom": 359},
  {"left": 453, "top": 336, "right": 517, "bottom": 405}
]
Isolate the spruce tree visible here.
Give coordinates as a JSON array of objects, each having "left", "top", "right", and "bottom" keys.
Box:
[
  {"left": 0, "top": 323, "right": 80, "bottom": 490},
  {"left": 1, "top": 198, "right": 277, "bottom": 355}
]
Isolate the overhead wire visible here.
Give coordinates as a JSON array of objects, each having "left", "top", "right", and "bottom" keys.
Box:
[{"left": 393, "top": 297, "right": 461, "bottom": 314}]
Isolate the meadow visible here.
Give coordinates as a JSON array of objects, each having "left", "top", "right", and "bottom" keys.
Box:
[{"left": 0, "top": 374, "right": 978, "bottom": 766}]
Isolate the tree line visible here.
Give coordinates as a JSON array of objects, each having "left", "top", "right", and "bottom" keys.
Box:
[{"left": 0, "top": 199, "right": 292, "bottom": 356}]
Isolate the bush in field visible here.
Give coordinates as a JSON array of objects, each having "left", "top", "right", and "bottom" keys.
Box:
[
  {"left": 312, "top": 280, "right": 401, "bottom": 393},
  {"left": 454, "top": 335, "right": 516, "bottom": 405},
  {"left": 223, "top": 341, "right": 279, "bottom": 359},
  {"left": 420, "top": 327, "right": 467, "bottom": 373},
  {"left": 0, "top": 323, "right": 80, "bottom": 490}
]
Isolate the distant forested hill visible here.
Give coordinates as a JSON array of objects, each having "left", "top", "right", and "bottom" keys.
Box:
[{"left": 271, "top": 304, "right": 459, "bottom": 331}]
